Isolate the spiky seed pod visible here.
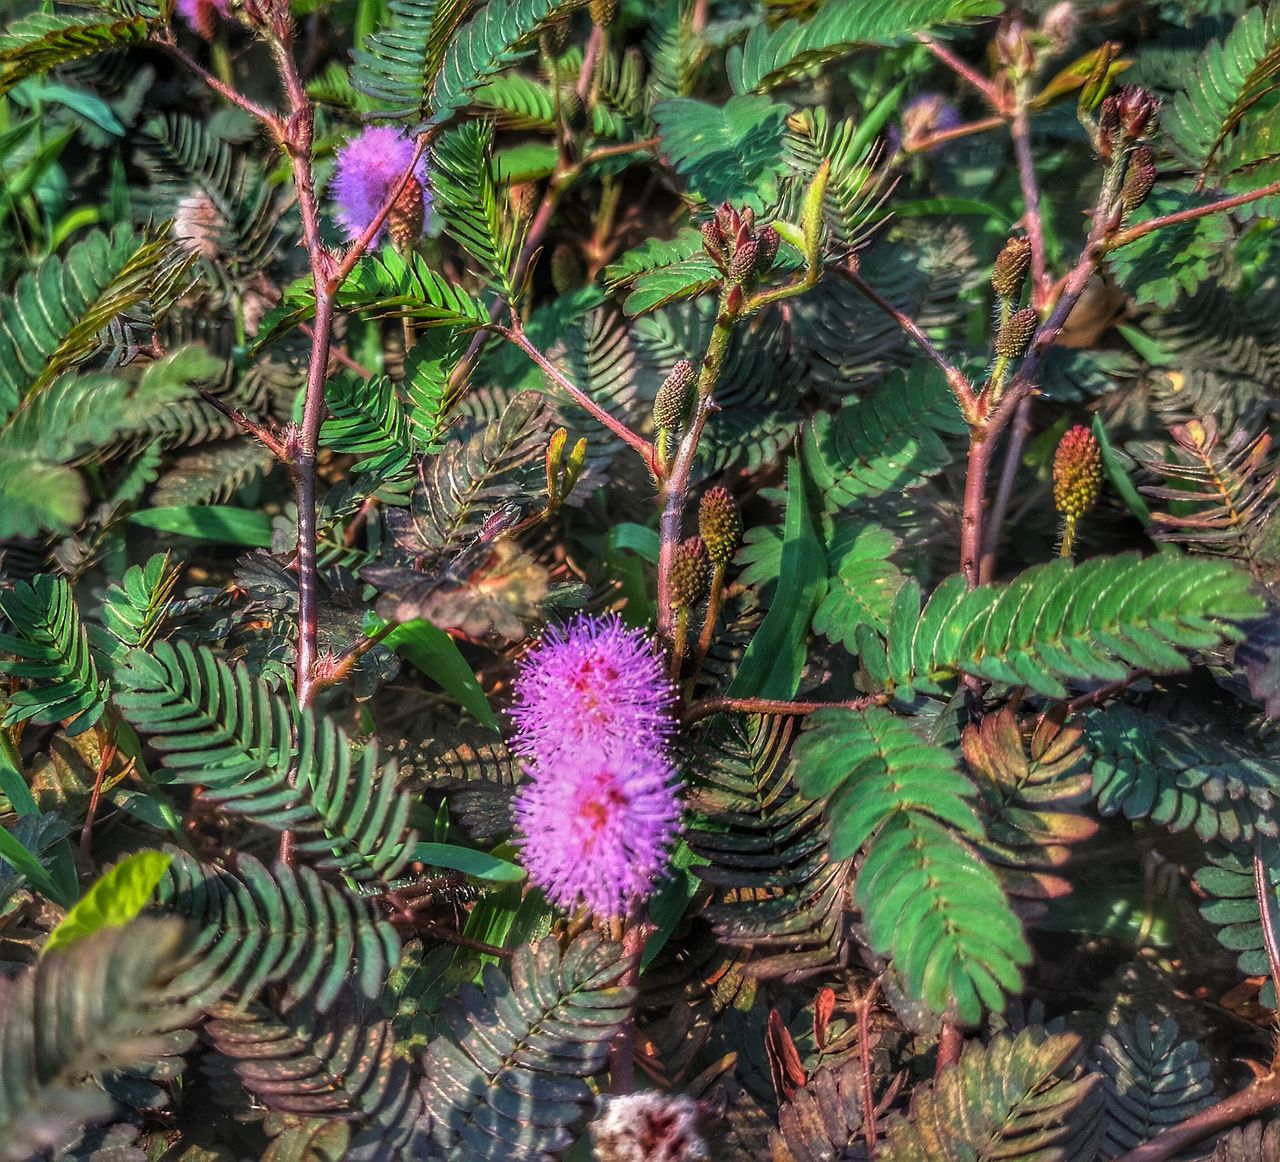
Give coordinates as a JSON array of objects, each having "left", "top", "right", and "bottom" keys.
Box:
[
  {"left": 715, "top": 203, "right": 740, "bottom": 239},
  {"left": 669, "top": 538, "right": 710, "bottom": 608},
  {"left": 589, "top": 0, "right": 618, "bottom": 27},
  {"left": 1099, "top": 85, "right": 1159, "bottom": 154},
  {"left": 387, "top": 176, "right": 425, "bottom": 251},
  {"left": 755, "top": 226, "right": 780, "bottom": 273},
  {"left": 653, "top": 360, "right": 697, "bottom": 429},
  {"left": 540, "top": 16, "right": 571, "bottom": 57},
  {"left": 728, "top": 236, "right": 759, "bottom": 284},
  {"left": 1121, "top": 144, "right": 1157, "bottom": 213},
  {"left": 698, "top": 486, "right": 741, "bottom": 566},
  {"left": 995, "top": 307, "right": 1039, "bottom": 359},
  {"left": 550, "top": 243, "right": 581, "bottom": 294},
  {"left": 1053, "top": 425, "right": 1103, "bottom": 519},
  {"left": 992, "top": 237, "right": 1032, "bottom": 299}
]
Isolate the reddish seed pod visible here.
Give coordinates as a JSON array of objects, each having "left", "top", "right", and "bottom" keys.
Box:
[
  {"left": 728, "top": 237, "right": 759, "bottom": 284},
  {"left": 669, "top": 537, "right": 710, "bottom": 608},
  {"left": 756, "top": 226, "right": 780, "bottom": 273},
  {"left": 1121, "top": 144, "right": 1157, "bottom": 213},
  {"left": 1053, "top": 424, "right": 1103, "bottom": 519},
  {"left": 995, "top": 306, "right": 1038, "bottom": 359}
]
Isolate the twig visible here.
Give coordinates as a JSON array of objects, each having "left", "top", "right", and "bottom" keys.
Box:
[
  {"left": 609, "top": 920, "right": 651, "bottom": 1093},
  {"left": 936, "top": 1021, "right": 963, "bottom": 1075},
  {"left": 843, "top": 270, "right": 977, "bottom": 420},
  {"left": 857, "top": 976, "right": 884, "bottom": 1158},
  {"left": 493, "top": 317, "right": 654, "bottom": 463},
  {"left": 906, "top": 115, "right": 1005, "bottom": 154},
  {"left": 980, "top": 395, "right": 1032, "bottom": 582},
  {"left": 1253, "top": 839, "right": 1280, "bottom": 996},
  {"left": 683, "top": 693, "right": 884, "bottom": 725},
  {"left": 155, "top": 34, "right": 282, "bottom": 131},
  {"left": 299, "top": 324, "right": 372, "bottom": 378},
  {"left": 576, "top": 24, "right": 604, "bottom": 102},
  {"left": 1109, "top": 178, "right": 1280, "bottom": 249},
  {"left": 917, "top": 34, "right": 1001, "bottom": 107},
  {"left": 581, "top": 136, "right": 661, "bottom": 165},
  {"left": 1011, "top": 109, "right": 1048, "bottom": 309},
  {"left": 197, "top": 388, "right": 288, "bottom": 459}
]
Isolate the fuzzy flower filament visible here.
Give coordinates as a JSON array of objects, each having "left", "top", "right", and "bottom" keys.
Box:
[
  {"left": 510, "top": 614, "right": 681, "bottom": 919},
  {"left": 330, "top": 126, "right": 432, "bottom": 248}
]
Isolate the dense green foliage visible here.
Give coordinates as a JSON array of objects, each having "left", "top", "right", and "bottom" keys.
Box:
[{"left": 3, "top": 0, "right": 1280, "bottom": 1157}]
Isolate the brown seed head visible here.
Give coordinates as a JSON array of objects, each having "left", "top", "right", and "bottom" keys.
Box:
[
  {"left": 698, "top": 486, "right": 741, "bottom": 566},
  {"left": 1053, "top": 424, "right": 1103, "bottom": 519},
  {"left": 670, "top": 537, "right": 710, "bottom": 608},
  {"left": 387, "top": 176, "right": 424, "bottom": 251},
  {"left": 756, "top": 226, "right": 780, "bottom": 273},
  {"left": 589, "top": 0, "right": 618, "bottom": 27},
  {"left": 995, "top": 306, "right": 1038, "bottom": 359}
]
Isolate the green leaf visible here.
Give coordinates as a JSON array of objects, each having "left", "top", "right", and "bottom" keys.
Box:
[
  {"left": 812, "top": 520, "right": 905, "bottom": 648},
  {"left": 0, "top": 11, "right": 156, "bottom": 97},
  {"left": 128, "top": 505, "right": 275, "bottom": 547},
  {"left": 350, "top": 0, "right": 471, "bottom": 121},
  {"left": 727, "top": 0, "right": 1000, "bottom": 94},
  {"left": 375, "top": 617, "right": 500, "bottom": 732},
  {"left": 652, "top": 94, "right": 790, "bottom": 210},
  {"left": 431, "top": 120, "right": 515, "bottom": 291},
  {"left": 877, "top": 554, "right": 1264, "bottom": 699},
  {"left": 1108, "top": 190, "right": 1234, "bottom": 307},
  {"left": 0, "top": 824, "right": 68, "bottom": 906},
  {"left": 44, "top": 851, "right": 172, "bottom": 956},
  {"left": 793, "top": 706, "right": 1029, "bottom": 1023},
  {"left": 410, "top": 841, "right": 525, "bottom": 882},
  {"left": 728, "top": 458, "right": 826, "bottom": 700}
]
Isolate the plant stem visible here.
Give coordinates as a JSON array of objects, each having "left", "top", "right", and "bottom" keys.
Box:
[
  {"left": 907, "top": 114, "right": 1005, "bottom": 154},
  {"left": 1011, "top": 107, "right": 1048, "bottom": 309},
  {"left": 156, "top": 35, "right": 282, "bottom": 130},
  {"left": 683, "top": 693, "right": 884, "bottom": 725},
  {"left": 609, "top": 920, "right": 651, "bottom": 1094},
  {"left": 493, "top": 317, "right": 654, "bottom": 464},
  {"left": 1111, "top": 1071, "right": 1280, "bottom": 1162},
  {"left": 917, "top": 34, "right": 1002, "bottom": 107},
  {"left": 1253, "top": 840, "right": 1280, "bottom": 992},
  {"left": 936, "top": 1021, "right": 963, "bottom": 1074},
  {"left": 1109, "top": 178, "right": 1280, "bottom": 249},
  {"left": 844, "top": 270, "right": 977, "bottom": 421}
]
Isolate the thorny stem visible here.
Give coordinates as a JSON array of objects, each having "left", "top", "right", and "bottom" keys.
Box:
[
  {"left": 493, "top": 316, "right": 654, "bottom": 463},
  {"left": 1109, "top": 178, "right": 1280, "bottom": 249},
  {"left": 917, "top": 34, "right": 1002, "bottom": 107},
  {"left": 1111, "top": 1070, "right": 1280, "bottom": 1162},
  {"left": 857, "top": 977, "right": 883, "bottom": 1158},
  {"left": 906, "top": 114, "right": 1005, "bottom": 155},
  {"left": 196, "top": 388, "right": 288, "bottom": 459},
  {"left": 156, "top": 35, "right": 282, "bottom": 130},
  {"left": 307, "top": 620, "right": 400, "bottom": 698},
  {"left": 683, "top": 693, "right": 884, "bottom": 725},
  {"left": 1253, "top": 840, "right": 1280, "bottom": 997},
  {"left": 844, "top": 270, "right": 977, "bottom": 421}
]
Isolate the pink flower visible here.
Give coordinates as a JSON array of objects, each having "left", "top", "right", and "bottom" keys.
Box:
[
  {"left": 176, "top": 0, "right": 229, "bottom": 37},
  {"left": 514, "top": 742, "right": 681, "bottom": 918},
  {"left": 330, "top": 126, "right": 432, "bottom": 247},
  {"left": 509, "top": 613, "right": 675, "bottom": 761},
  {"left": 509, "top": 613, "right": 681, "bottom": 918}
]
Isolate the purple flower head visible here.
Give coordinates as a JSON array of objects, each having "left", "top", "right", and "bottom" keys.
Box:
[
  {"left": 330, "top": 126, "right": 432, "bottom": 247},
  {"left": 890, "top": 93, "right": 963, "bottom": 157},
  {"left": 514, "top": 741, "right": 681, "bottom": 918},
  {"left": 176, "top": 0, "right": 229, "bottom": 36},
  {"left": 509, "top": 613, "right": 675, "bottom": 760}
]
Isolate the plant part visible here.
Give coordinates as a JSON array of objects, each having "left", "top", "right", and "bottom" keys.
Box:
[{"left": 3, "top": 0, "right": 1280, "bottom": 1158}]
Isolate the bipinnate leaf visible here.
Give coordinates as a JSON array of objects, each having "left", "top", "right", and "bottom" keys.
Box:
[
  {"left": 44, "top": 851, "right": 172, "bottom": 956},
  {"left": 793, "top": 707, "right": 1030, "bottom": 1024},
  {"left": 419, "top": 931, "right": 635, "bottom": 1160},
  {"left": 878, "top": 1027, "right": 1103, "bottom": 1161},
  {"left": 0, "top": 918, "right": 198, "bottom": 1162},
  {"left": 862, "top": 554, "right": 1264, "bottom": 700}
]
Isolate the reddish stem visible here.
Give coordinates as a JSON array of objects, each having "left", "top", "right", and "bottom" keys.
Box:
[
  {"left": 683, "top": 693, "right": 884, "bottom": 725},
  {"left": 1110, "top": 179, "right": 1280, "bottom": 249}
]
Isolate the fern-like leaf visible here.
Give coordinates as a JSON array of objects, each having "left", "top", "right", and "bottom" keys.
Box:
[
  {"left": 1090, "top": 1016, "right": 1215, "bottom": 1158},
  {"left": 878, "top": 1027, "right": 1103, "bottom": 1161},
  {"left": 0, "top": 918, "right": 197, "bottom": 1162},
  {"left": 802, "top": 364, "right": 967, "bottom": 513},
  {"left": 430, "top": 120, "right": 516, "bottom": 291},
  {"left": 0, "top": 225, "right": 192, "bottom": 416},
  {"left": 861, "top": 554, "right": 1263, "bottom": 700},
  {"left": 322, "top": 374, "right": 416, "bottom": 487},
  {"left": 1166, "top": 5, "right": 1280, "bottom": 189},
  {"left": 350, "top": 0, "right": 471, "bottom": 122},
  {"left": 964, "top": 707, "right": 1098, "bottom": 921},
  {"left": 1195, "top": 837, "right": 1280, "bottom": 1007},
  {"left": 1140, "top": 416, "right": 1279, "bottom": 570},
  {"left": 768, "top": 1059, "right": 865, "bottom": 1161},
  {"left": 727, "top": 0, "right": 1000, "bottom": 95},
  {"left": 687, "top": 714, "right": 853, "bottom": 981},
  {"left": 114, "top": 642, "right": 416, "bottom": 882},
  {"left": 1086, "top": 704, "right": 1280, "bottom": 843},
  {"left": 154, "top": 849, "right": 401, "bottom": 1012},
  {"left": 419, "top": 931, "right": 635, "bottom": 1159},
  {"left": 0, "top": 9, "right": 156, "bottom": 97},
  {"left": 0, "top": 575, "right": 109, "bottom": 736},
  {"left": 793, "top": 707, "right": 1030, "bottom": 1023}
]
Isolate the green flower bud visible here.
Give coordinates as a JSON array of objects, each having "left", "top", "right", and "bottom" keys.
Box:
[
  {"left": 669, "top": 537, "right": 710, "bottom": 608},
  {"left": 995, "top": 306, "right": 1038, "bottom": 359},
  {"left": 653, "top": 359, "right": 697, "bottom": 430},
  {"left": 698, "top": 486, "right": 741, "bottom": 566}
]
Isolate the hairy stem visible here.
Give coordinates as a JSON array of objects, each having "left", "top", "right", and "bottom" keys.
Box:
[
  {"left": 1110, "top": 178, "right": 1280, "bottom": 249},
  {"left": 683, "top": 693, "right": 884, "bottom": 725}
]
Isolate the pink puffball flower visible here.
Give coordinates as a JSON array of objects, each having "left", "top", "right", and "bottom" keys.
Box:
[
  {"left": 176, "top": 0, "right": 229, "bottom": 37},
  {"left": 330, "top": 126, "right": 432, "bottom": 247},
  {"left": 509, "top": 613, "right": 676, "bottom": 762},
  {"left": 509, "top": 613, "right": 681, "bottom": 918},
  {"left": 514, "top": 741, "right": 682, "bottom": 919}
]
